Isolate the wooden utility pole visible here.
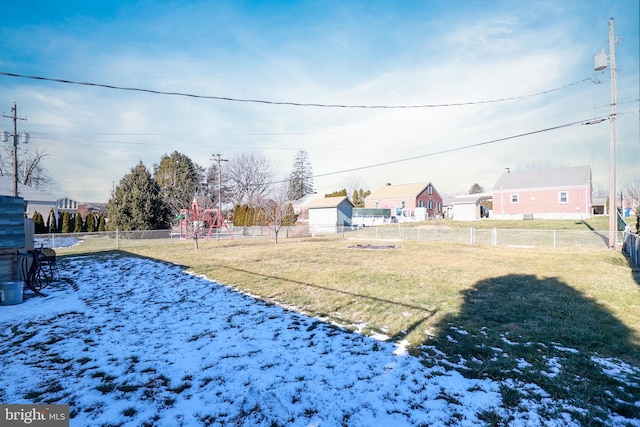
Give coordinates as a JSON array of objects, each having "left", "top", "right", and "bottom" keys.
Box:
[
  {"left": 211, "top": 153, "right": 228, "bottom": 225},
  {"left": 2, "top": 103, "right": 29, "bottom": 197}
]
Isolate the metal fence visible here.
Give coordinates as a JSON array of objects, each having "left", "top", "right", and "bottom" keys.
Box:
[
  {"left": 623, "top": 231, "right": 640, "bottom": 266},
  {"left": 340, "top": 226, "right": 617, "bottom": 250},
  {"left": 34, "top": 225, "right": 624, "bottom": 252}
]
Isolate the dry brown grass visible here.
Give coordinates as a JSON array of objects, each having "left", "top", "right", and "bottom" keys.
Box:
[{"left": 62, "top": 236, "right": 640, "bottom": 352}]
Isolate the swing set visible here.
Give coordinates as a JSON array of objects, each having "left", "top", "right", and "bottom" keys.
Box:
[{"left": 175, "top": 199, "right": 233, "bottom": 240}]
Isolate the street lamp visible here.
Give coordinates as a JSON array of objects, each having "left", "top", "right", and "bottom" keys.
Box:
[
  {"left": 593, "top": 18, "right": 619, "bottom": 249},
  {"left": 1, "top": 103, "right": 30, "bottom": 197}
]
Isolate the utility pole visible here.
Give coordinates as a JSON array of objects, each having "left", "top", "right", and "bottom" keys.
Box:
[
  {"left": 1, "top": 103, "right": 29, "bottom": 197},
  {"left": 211, "top": 153, "right": 228, "bottom": 224},
  {"left": 607, "top": 18, "right": 619, "bottom": 249},
  {"left": 593, "top": 18, "right": 621, "bottom": 249}
]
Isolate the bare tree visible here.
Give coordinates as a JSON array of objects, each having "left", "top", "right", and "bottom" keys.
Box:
[
  {"left": 182, "top": 193, "right": 218, "bottom": 250},
  {"left": 0, "top": 147, "right": 52, "bottom": 189},
  {"left": 623, "top": 176, "right": 640, "bottom": 202},
  {"left": 256, "top": 182, "right": 297, "bottom": 244},
  {"left": 226, "top": 153, "right": 273, "bottom": 207}
]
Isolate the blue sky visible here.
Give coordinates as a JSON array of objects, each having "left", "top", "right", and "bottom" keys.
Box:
[{"left": 1, "top": 0, "right": 638, "bottom": 202}]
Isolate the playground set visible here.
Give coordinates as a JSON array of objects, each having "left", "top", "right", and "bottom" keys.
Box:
[{"left": 175, "top": 199, "right": 233, "bottom": 240}]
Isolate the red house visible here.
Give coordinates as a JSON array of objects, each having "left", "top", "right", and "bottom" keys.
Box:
[
  {"left": 364, "top": 182, "right": 443, "bottom": 220},
  {"left": 491, "top": 166, "right": 592, "bottom": 220}
]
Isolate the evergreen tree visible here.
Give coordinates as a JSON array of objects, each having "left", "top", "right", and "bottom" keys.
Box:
[
  {"left": 61, "top": 211, "right": 71, "bottom": 233},
  {"left": 352, "top": 189, "right": 371, "bottom": 208},
  {"left": 468, "top": 183, "right": 485, "bottom": 194},
  {"left": 32, "top": 210, "right": 45, "bottom": 234},
  {"left": 97, "top": 213, "right": 106, "bottom": 231},
  {"left": 73, "top": 213, "right": 84, "bottom": 233},
  {"left": 106, "top": 161, "right": 168, "bottom": 231},
  {"left": 46, "top": 208, "right": 57, "bottom": 232},
  {"left": 325, "top": 189, "right": 347, "bottom": 197},
  {"left": 154, "top": 151, "right": 204, "bottom": 224},
  {"left": 86, "top": 213, "right": 96, "bottom": 232},
  {"left": 287, "top": 150, "right": 314, "bottom": 200}
]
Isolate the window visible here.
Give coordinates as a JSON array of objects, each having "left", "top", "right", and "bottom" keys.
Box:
[
  {"left": 427, "top": 200, "right": 433, "bottom": 210},
  {"left": 418, "top": 200, "right": 424, "bottom": 208},
  {"left": 427, "top": 185, "right": 433, "bottom": 195},
  {"left": 375, "top": 201, "right": 379, "bottom": 208},
  {"left": 401, "top": 201, "right": 406, "bottom": 209},
  {"left": 511, "top": 194, "right": 519, "bottom": 203},
  {"left": 559, "top": 191, "right": 568, "bottom": 203},
  {"left": 437, "top": 202, "right": 441, "bottom": 211}
]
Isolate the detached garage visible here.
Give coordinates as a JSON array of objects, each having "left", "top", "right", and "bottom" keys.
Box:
[
  {"left": 453, "top": 193, "right": 492, "bottom": 221},
  {"left": 307, "top": 196, "right": 354, "bottom": 235}
]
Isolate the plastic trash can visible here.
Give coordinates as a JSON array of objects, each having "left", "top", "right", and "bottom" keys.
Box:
[{"left": 1, "top": 281, "right": 24, "bottom": 305}]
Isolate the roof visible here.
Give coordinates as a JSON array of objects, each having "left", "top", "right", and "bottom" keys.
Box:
[
  {"left": 454, "top": 192, "right": 492, "bottom": 204},
  {"left": 307, "top": 196, "right": 354, "bottom": 209},
  {"left": 367, "top": 182, "right": 431, "bottom": 199},
  {"left": 491, "top": 166, "right": 591, "bottom": 191},
  {"left": 290, "top": 193, "right": 323, "bottom": 208},
  {"left": 0, "top": 175, "right": 57, "bottom": 202}
]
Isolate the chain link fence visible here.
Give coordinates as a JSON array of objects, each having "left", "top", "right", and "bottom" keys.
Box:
[
  {"left": 33, "top": 224, "right": 624, "bottom": 252},
  {"left": 623, "top": 231, "right": 640, "bottom": 266}
]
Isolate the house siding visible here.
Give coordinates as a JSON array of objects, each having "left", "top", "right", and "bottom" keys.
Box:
[
  {"left": 493, "top": 185, "right": 591, "bottom": 219},
  {"left": 365, "top": 183, "right": 443, "bottom": 219},
  {"left": 308, "top": 198, "right": 353, "bottom": 234}
]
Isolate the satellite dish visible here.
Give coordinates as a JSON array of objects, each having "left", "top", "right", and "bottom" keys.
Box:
[{"left": 593, "top": 48, "right": 608, "bottom": 71}]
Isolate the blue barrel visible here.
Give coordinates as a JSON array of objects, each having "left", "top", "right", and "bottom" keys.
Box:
[{"left": 1, "top": 281, "right": 24, "bottom": 305}]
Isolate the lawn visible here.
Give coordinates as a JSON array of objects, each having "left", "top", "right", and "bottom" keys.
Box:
[{"left": 53, "top": 227, "right": 640, "bottom": 425}]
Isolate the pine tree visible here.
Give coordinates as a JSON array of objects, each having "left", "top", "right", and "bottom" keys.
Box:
[
  {"left": 154, "top": 151, "right": 204, "bottom": 224},
  {"left": 287, "top": 150, "right": 314, "bottom": 200},
  {"left": 98, "top": 213, "right": 106, "bottom": 231},
  {"left": 61, "top": 211, "right": 71, "bottom": 233},
  {"left": 46, "top": 208, "right": 57, "bottom": 232},
  {"left": 352, "top": 189, "right": 370, "bottom": 208},
  {"left": 32, "top": 210, "right": 45, "bottom": 234},
  {"left": 468, "top": 183, "right": 485, "bottom": 194},
  {"left": 325, "top": 189, "right": 347, "bottom": 198},
  {"left": 73, "top": 213, "right": 84, "bottom": 233},
  {"left": 106, "top": 162, "right": 167, "bottom": 230},
  {"left": 86, "top": 213, "right": 96, "bottom": 232}
]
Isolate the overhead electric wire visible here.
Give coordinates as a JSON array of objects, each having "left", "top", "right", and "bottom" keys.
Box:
[
  {"left": 272, "top": 115, "right": 610, "bottom": 184},
  {"left": 0, "top": 71, "right": 593, "bottom": 109}
]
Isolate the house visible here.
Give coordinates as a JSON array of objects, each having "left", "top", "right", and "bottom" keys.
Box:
[
  {"left": 0, "top": 176, "right": 58, "bottom": 221},
  {"left": 491, "top": 166, "right": 592, "bottom": 220},
  {"left": 364, "top": 182, "right": 443, "bottom": 221},
  {"left": 289, "top": 193, "right": 324, "bottom": 223},
  {"left": 307, "top": 196, "right": 354, "bottom": 235}
]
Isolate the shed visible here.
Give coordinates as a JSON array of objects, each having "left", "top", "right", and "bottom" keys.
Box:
[
  {"left": 453, "top": 193, "right": 492, "bottom": 221},
  {"left": 307, "top": 196, "right": 354, "bottom": 235}
]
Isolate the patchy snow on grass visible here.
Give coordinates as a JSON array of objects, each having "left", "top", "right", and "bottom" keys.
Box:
[{"left": 0, "top": 254, "right": 637, "bottom": 426}]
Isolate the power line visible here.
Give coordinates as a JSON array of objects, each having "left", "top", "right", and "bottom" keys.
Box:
[
  {"left": 0, "top": 71, "right": 593, "bottom": 109},
  {"left": 269, "top": 115, "right": 610, "bottom": 184}
]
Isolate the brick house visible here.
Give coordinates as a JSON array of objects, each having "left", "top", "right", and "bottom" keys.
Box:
[
  {"left": 364, "top": 182, "right": 443, "bottom": 220},
  {"left": 491, "top": 166, "right": 592, "bottom": 220}
]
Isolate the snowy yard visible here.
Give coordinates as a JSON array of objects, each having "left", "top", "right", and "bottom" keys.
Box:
[{"left": 0, "top": 252, "right": 638, "bottom": 426}]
